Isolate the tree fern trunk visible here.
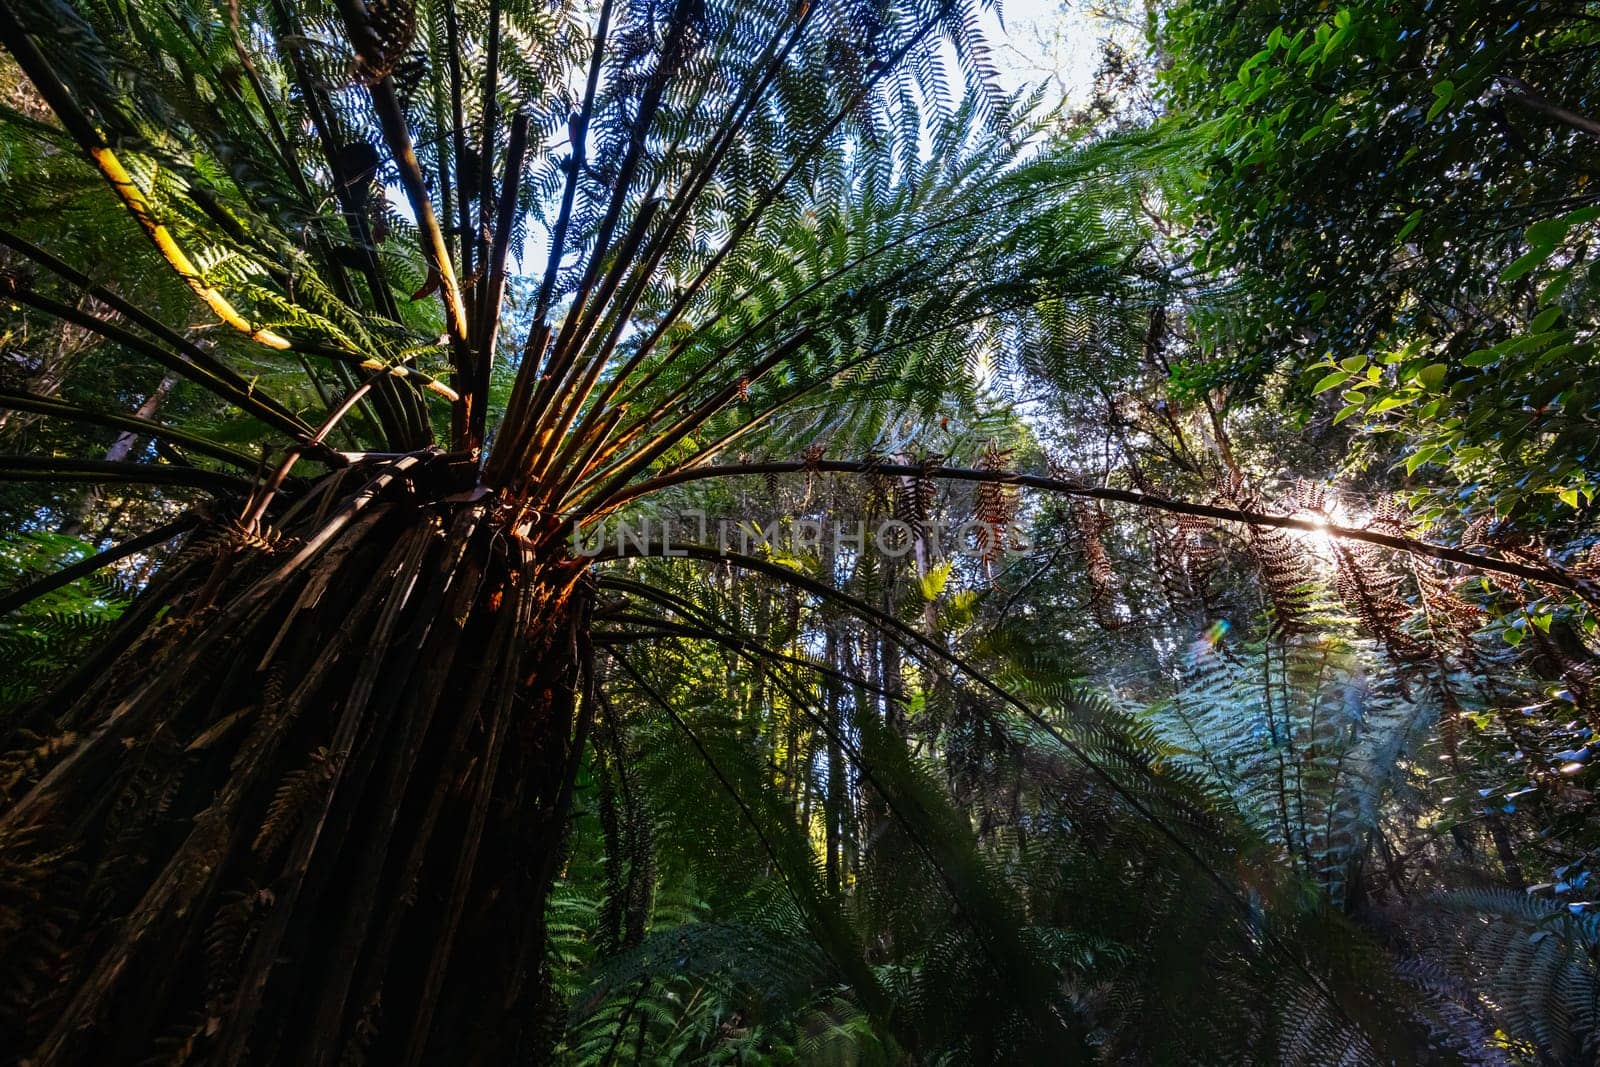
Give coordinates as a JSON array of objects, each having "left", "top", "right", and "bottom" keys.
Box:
[{"left": 0, "top": 452, "right": 593, "bottom": 1065}]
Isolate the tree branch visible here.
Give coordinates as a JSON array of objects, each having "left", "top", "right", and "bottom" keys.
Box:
[
  {"left": 0, "top": 455, "right": 252, "bottom": 493},
  {"left": 0, "top": 388, "right": 258, "bottom": 469},
  {"left": 1500, "top": 74, "right": 1600, "bottom": 139},
  {"left": 0, "top": 513, "right": 200, "bottom": 617}
]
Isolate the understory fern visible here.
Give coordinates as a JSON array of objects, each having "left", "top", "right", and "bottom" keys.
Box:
[
  {"left": 0, "top": 531, "right": 135, "bottom": 710},
  {"left": 1411, "top": 888, "right": 1600, "bottom": 1063},
  {"left": 1148, "top": 621, "right": 1438, "bottom": 907}
]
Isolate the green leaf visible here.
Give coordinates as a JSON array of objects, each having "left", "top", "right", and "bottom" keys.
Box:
[
  {"left": 1311, "top": 370, "right": 1351, "bottom": 393},
  {"left": 1527, "top": 216, "right": 1571, "bottom": 247},
  {"left": 1333, "top": 402, "right": 1362, "bottom": 425},
  {"left": 1370, "top": 394, "right": 1415, "bottom": 413},
  {"left": 1339, "top": 355, "right": 1367, "bottom": 373},
  {"left": 1397, "top": 209, "right": 1423, "bottom": 241},
  {"left": 1405, "top": 447, "right": 1439, "bottom": 475},
  {"left": 1417, "top": 363, "right": 1448, "bottom": 391},
  {"left": 1560, "top": 488, "right": 1582, "bottom": 508},
  {"left": 1463, "top": 349, "right": 1500, "bottom": 367},
  {"left": 905, "top": 690, "right": 926, "bottom": 720},
  {"left": 1426, "top": 80, "right": 1454, "bottom": 122},
  {"left": 1501, "top": 248, "right": 1548, "bottom": 283}
]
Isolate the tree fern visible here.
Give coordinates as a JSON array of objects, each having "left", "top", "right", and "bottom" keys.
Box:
[{"left": 0, "top": 0, "right": 1589, "bottom": 1061}]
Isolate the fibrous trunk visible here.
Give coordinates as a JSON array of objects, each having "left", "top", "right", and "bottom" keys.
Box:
[{"left": 0, "top": 451, "right": 593, "bottom": 1064}]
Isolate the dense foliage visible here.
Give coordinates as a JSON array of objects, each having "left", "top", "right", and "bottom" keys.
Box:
[{"left": 0, "top": 0, "right": 1597, "bottom": 1063}]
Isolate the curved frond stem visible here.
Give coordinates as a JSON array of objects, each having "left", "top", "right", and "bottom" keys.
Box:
[
  {"left": 542, "top": 4, "right": 707, "bottom": 358},
  {"left": 530, "top": 0, "right": 617, "bottom": 328},
  {"left": 471, "top": 110, "right": 532, "bottom": 445},
  {"left": 0, "top": 13, "right": 293, "bottom": 350},
  {"left": 367, "top": 78, "right": 472, "bottom": 444},
  {"left": 0, "top": 274, "right": 318, "bottom": 445},
  {"left": 0, "top": 455, "right": 252, "bottom": 493},
  {"left": 237, "top": 369, "right": 394, "bottom": 534},
  {"left": 0, "top": 513, "right": 200, "bottom": 617},
  {"left": 0, "top": 230, "right": 317, "bottom": 440},
  {"left": 0, "top": 388, "right": 259, "bottom": 470},
  {"left": 472, "top": 0, "right": 505, "bottom": 310},
  {"left": 597, "top": 460, "right": 1595, "bottom": 600},
  {"left": 441, "top": 0, "right": 472, "bottom": 286}
]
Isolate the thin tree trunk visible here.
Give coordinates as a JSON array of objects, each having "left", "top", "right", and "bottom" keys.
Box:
[
  {"left": 824, "top": 617, "right": 842, "bottom": 895},
  {"left": 1486, "top": 814, "right": 1526, "bottom": 891},
  {"left": 60, "top": 371, "right": 178, "bottom": 540},
  {"left": 0, "top": 294, "right": 99, "bottom": 439}
]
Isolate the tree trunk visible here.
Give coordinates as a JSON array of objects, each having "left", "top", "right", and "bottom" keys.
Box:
[
  {"left": 0, "top": 295, "right": 99, "bottom": 441},
  {"left": 60, "top": 371, "right": 178, "bottom": 541},
  {"left": 0, "top": 451, "right": 593, "bottom": 1065}
]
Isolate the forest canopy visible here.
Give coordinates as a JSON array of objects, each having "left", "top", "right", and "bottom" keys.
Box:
[{"left": 0, "top": 0, "right": 1597, "bottom": 1063}]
